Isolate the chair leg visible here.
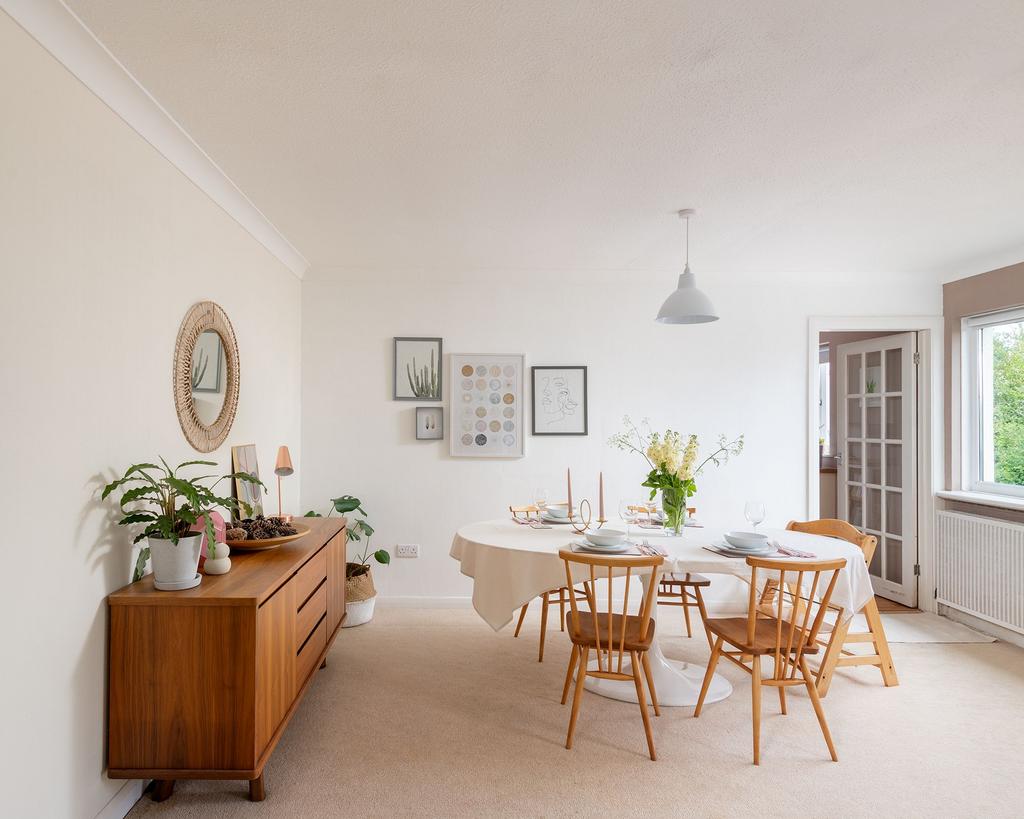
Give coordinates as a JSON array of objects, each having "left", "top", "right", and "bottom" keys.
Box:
[
  {"left": 538, "top": 592, "right": 549, "bottom": 662},
  {"left": 513, "top": 602, "right": 529, "bottom": 638},
  {"left": 561, "top": 644, "right": 579, "bottom": 705},
  {"left": 694, "top": 636, "right": 723, "bottom": 717},
  {"left": 640, "top": 651, "right": 660, "bottom": 716},
  {"left": 777, "top": 684, "right": 787, "bottom": 715},
  {"left": 682, "top": 594, "right": 693, "bottom": 638},
  {"left": 862, "top": 597, "right": 899, "bottom": 687},
  {"left": 815, "top": 614, "right": 850, "bottom": 697},
  {"left": 565, "top": 646, "right": 589, "bottom": 749},
  {"left": 751, "top": 655, "right": 762, "bottom": 765},
  {"left": 801, "top": 656, "right": 838, "bottom": 761},
  {"left": 694, "top": 587, "right": 714, "bottom": 650},
  {"left": 630, "top": 651, "right": 657, "bottom": 761}
]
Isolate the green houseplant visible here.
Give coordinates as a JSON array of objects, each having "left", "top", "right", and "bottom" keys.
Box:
[
  {"left": 306, "top": 494, "right": 389, "bottom": 626},
  {"left": 103, "top": 458, "right": 263, "bottom": 588}
]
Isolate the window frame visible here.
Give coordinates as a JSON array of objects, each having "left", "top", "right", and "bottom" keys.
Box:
[{"left": 962, "top": 305, "right": 1024, "bottom": 498}]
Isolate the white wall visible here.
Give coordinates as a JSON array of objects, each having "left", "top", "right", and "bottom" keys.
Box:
[
  {"left": 301, "top": 273, "right": 943, "bottom": 603},
  {"left": 0, "top": 14, "right": 302, "bottom": 818}
]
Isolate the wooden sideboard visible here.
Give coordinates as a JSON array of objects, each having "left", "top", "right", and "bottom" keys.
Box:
[{"left": 107, "top": 517, "right": 347, "bottom": 802}]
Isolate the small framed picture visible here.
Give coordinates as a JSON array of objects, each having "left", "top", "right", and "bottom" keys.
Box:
[
  {"left": 416, "top": 406, "right": 444, "bottom": 440},
  {"left": 394, "top": 337, "right": 442, "bottom": 401},
  {"left": 532, "top": 366, "right": 588, "bottom": 435},
  {"left": 230, "top": 443, "right": 264, "bottom": 520}
]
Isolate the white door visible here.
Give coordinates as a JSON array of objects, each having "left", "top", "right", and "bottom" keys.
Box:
[{"left": 837, "top": 333, "right": 918, "bottom": 607}]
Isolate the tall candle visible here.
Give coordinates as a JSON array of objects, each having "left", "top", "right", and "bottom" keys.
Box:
[
  {"left": 599, "top": 471, "right": 605, "bottom": 521},
  {"left": 567, "top": 468, "right": 573, "bottom": 518}
]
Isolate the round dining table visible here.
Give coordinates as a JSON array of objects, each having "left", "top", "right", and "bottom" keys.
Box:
[{"left": 450, "top": 518, "right": 874, "bottom": 707}]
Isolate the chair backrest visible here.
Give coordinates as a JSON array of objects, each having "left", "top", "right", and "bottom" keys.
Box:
[
  {"left": 745, "top": 555, "right": 845, "bottom": 678},
  {"left": 786, "top": 518, "right": 877, "bottom": 565},
  {"left": 510, "top": 504, "right": 539, "bottom": 520},
  {"left": 559, "top": 549, "right": 663, "bottom": 674}
]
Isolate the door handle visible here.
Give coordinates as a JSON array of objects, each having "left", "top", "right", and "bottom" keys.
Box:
[{"left": 834, "top": 451, "right": 844, "bottom": 465}]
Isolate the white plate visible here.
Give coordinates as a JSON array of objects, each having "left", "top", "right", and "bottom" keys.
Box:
[
  {"left": 717, "top": 541, "right": 773, "bottom": 555},
  {"left": 541, "top": 515, "right": 574, "bottom": 525},
  {"left": 573, "top": 540, "right": 630, "bottom": 554}
]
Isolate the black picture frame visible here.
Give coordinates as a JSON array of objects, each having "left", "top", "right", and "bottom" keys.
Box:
[
  {"left": 531, "top": 366, "right": 588, "bottom": 436},
  {"left": 393, "top": 337, "right": 443, "bottom": 401}
]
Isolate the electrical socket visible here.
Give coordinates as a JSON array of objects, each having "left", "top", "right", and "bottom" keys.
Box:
[{"left": 396, "top": 543, "right": 419, "bottom": 558}]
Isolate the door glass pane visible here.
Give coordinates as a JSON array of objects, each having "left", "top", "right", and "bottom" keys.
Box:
[
  {"left": 848, "top": 441, "right": 863, "bottom": 467},
  {"left": 847, "top": 354, "right": 862, "bottom": 394},
  {"left": 869, "top": 544, "right": 882, "bottom": 577},
  {"left": 848, "top": 485, "right": 863, "bottom": 527},
  {"left": 885, "top": 347, "right": 902, "bottom": 392},
  {"left": 885, "top": 444, "right": 902, "bottom": 487},
  {"left": 866, "top": 487, "right": 881, "bottom": 531},
  {"left": 885, "top": 537, "right": 903, "bottom": 584},
  {"left": 848, "top": 466, "right": 862, "bottom": 483},
  {"left": 886, "top": 396, "right": 902, "bottom": 439},
  {"left": 866, "top": 396, "right": 882, "bottom": 438},
  {"left": 866, "top": 443, "right": 882, "bottom": 484},
  {"left": 847, "top": 398, "right": 862, "bottom": 438},
  {"left": 865, "top": 351, "right": 882, "bottom": 394},
  {"left": 886, "top": 490, "right": 903, "bottom": 536}
]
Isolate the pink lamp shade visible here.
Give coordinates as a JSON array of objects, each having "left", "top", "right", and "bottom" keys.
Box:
[{"left": 274, "top": 446, "right": 294, "bottom": 477}]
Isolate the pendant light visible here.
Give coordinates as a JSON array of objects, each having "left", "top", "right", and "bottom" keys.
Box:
[{"left": 655, "top": 209, "right": 719, "bottom": 324}]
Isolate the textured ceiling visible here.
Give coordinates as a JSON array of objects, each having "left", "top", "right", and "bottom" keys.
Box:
[{"left": 68, "top": 0, "right": 1024, "bottom": 280}]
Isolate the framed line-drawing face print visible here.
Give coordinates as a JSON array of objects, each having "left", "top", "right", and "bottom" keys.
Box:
[
  {"left": 394, "top": 337, "right": 442, "bottom": 401},
  {"left": 416, "top": 406, "right": 444, "bottom": 440},
  {"left": 450, "top": 354, "right": 525, "bottom": 458},
  {"left": 532, "top": 366, "right": 588, "bottom": 435}
]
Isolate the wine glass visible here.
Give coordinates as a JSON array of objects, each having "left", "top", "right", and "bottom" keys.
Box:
[
  {"left": 619, "top": 500, "right": 637, "bottom": 534},
  {"left": 744, "top": 501, "right": 766, "bottom": 530},
  {"left": 533, "top": 487, "right": 548, "bottom": 514}
]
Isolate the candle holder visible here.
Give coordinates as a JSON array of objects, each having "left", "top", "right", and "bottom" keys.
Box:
[{"left": 569, "top": 499, "right": 594, "bottom": 534}]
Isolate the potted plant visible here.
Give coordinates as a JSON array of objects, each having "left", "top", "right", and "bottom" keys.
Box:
[
  {"left": 306, "top": 495, "right": 389, "bottom": 626},
  {"left": 103, "top": 458, "right": 262, "bottom": 589}
]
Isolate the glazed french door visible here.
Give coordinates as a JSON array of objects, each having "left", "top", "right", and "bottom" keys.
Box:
[{"left": 837, "top": 333, "right": 918, "bottom": 607}]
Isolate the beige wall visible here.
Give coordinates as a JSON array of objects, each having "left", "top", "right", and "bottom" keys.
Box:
[
  {"left": 0, "top": 14, "right": 302, "bottom": 818},
  {"left": 943, "top": 261, "right": 1024, "bottom": 519}
]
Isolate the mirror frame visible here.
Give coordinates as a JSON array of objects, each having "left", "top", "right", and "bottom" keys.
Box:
[{"left": 173, "top": 301, "right": 240, "bottom": 452}]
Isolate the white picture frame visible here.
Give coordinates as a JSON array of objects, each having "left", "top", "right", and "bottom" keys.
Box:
[{"left": 449, "top": 353, "right": 525, "bottom": 458}]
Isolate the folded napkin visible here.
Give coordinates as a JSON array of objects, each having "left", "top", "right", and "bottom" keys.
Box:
[{"left": 773, "top": 541, "right": 816, "bottom": 558}]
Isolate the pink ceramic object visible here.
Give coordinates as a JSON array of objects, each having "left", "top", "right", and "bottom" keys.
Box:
[{"left": 190, "top": 510, "right": 227, "bottom": 560}]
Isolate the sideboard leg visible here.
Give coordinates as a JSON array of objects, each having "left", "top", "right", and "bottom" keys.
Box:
[
  {"left": 249, "top": 773, "right": 266, "bottom": 802},
  {"left": 151, "top": 780, "right": 175, "bottom": 802},
  {"left": 320, "top": 658, "right": 327, "bottom": 669}
]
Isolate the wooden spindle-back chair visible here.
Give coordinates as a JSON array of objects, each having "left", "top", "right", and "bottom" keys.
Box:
[
  {"left": 785, "top": 519, "right": 899, "bottom": 695},
  {"left": 558, "top": 549, "right": 664, "bottom": 761},
  {"left": 694, "top": 555, "right": 845, "bottom": 764}
]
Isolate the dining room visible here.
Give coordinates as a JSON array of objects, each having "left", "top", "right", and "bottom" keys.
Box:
[{"left": 4, "top": 2, "right": 1024, "bottom": 818}]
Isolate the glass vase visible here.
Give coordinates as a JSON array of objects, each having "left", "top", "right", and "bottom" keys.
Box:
[{"left": 661, "top": 487, "right": 688, "bottom": 536}]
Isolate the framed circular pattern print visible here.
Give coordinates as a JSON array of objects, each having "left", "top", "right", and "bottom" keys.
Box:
[{"left": 450, "top": 353, "right": 525, "bottom": 458}]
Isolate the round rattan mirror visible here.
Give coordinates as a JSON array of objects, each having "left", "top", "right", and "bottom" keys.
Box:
[{"left": 173, "top": 301, "right": 240, "bottom": 452}]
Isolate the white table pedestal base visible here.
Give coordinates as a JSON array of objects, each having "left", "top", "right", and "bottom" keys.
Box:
[{"left": 581, "top": 637, "right": 732, "bottom": 707}]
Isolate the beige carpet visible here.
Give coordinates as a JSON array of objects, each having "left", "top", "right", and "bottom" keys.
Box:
[{"left": 129, "top": 605, "right": 1024, "bottom": 818}]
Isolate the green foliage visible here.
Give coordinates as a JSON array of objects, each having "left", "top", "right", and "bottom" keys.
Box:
[
  {"left": 993, "top": 325, "right": 1024, "bottom": 486},
  {"left": 304, "top": 494, "right": 390, "bottom": 571},
  {"left": 103, "top": 459, "right": 264, "bottom": 581},
  {"left": 406, "top": 349, "right": 439, "bottom": 398}
]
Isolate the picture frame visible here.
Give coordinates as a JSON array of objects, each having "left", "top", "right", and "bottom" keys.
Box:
[
  {"left": 450, "top": 353, "right": 525, "bottom": 458},
  {"left": 230, "top": 443, "right": 264, "bottom": 520},
  {"left": 531, "top": 366, "right": 588, "bottom": 435},
  {"left": 394, "top": 337, "right": 443, "bottom": 401},
  {"left": 416, "top": 406, "right": 444, "bottom": 440}
]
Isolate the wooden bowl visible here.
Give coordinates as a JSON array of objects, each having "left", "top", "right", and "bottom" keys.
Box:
[{"left": 226, "top": 521, "right": 311, "bottom": 551}]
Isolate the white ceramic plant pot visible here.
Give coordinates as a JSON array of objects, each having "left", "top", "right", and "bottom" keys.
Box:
[
  {"left": 149, "top": 533, "right": 203, "bottom": 590},
  {"left": 343, "top": 596, "right": 376, "bottom": 628},
  {"left": 204, "top": 543, "right": 231, "bottom": 575}
]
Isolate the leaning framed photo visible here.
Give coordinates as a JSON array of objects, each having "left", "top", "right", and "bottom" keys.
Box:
[
  {"left": 531, "top": 366, "right": 588, "bottom": 435},
  {"left": 230, "top": 443, "right": 264, "bottom": 520},
  {"left": 450, "top": 353, "right": 525, "bottom": 458},
  {"left": 416, "top": 406, "right": 444, "bottom": 440},
  {"left": 394, "top": 337, "right": 442, "bottom": 401}
]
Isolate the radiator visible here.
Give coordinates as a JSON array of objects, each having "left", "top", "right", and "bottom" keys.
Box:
[{"left": 936, "top": 511, "right": 1024, "bottom": 634}]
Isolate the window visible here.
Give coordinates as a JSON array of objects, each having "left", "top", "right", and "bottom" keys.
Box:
[
  {"left": 963, "top": 307, "right": 1024, "bottom": 497},
  {"left": 818, "top": 344, "right": 830, "bottom": 454}
]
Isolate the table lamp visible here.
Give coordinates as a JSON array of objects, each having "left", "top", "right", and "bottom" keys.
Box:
[{"left": 274, "top": 445, "right": 294, "bottom": 519}]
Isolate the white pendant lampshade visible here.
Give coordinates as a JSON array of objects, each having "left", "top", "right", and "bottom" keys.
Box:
[{"left": 655, "top": 209, "right": 719, "bottom": 324}]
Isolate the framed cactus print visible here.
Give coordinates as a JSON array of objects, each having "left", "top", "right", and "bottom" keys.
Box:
[
  {"left": 393, "top": 337, "right": 442, "bottom": 401},
  {"left": 449, "top": 353, "right": 525, "bottom": 458}
]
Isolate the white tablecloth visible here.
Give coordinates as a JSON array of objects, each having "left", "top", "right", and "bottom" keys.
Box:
[{"left": 450, "top": 519, "right": 874, "bottom": 630}]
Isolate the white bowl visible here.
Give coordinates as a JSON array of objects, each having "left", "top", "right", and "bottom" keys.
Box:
[
  {"left": 585, "top": 528, "right": 626, "bottom": 548},
  {"left": 544, "top": 504, "right": 572, "bottom": 519},
  {"left": 724, "top": 531, "right": 770, "bottom": 549}
]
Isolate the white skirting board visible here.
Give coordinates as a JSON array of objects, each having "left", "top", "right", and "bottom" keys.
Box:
[{"left": 94, "top": 779, "right": 145, "bottom": 819}]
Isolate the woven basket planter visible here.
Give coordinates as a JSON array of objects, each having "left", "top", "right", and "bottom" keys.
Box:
[{"left": 344, "top": 564, "right": 377, "bottom": 627}]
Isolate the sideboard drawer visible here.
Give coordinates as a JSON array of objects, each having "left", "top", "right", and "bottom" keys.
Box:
[
  {"left": 296, "top": 614, "right": 327, "bottom": 687},
  {"left": 294, "top": 548, "right": 327, "bottom": 608},
  {"left": 295, "top": 581, "right": 327, "bottom": 647}
]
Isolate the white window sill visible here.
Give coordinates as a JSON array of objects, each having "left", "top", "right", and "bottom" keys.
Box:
[{"left": 936, "top": 490, "right": 1024, "bottom": 513}]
